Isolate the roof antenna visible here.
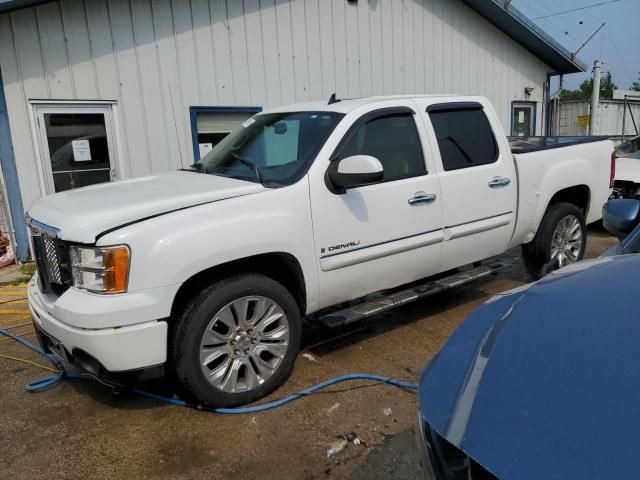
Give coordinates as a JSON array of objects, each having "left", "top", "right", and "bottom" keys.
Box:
[
  {"left": 328, "top": 93, "right": 341, "bottom": 105},
  {"left": 168, "top": 82, "right": 186, "bottom": 170}
]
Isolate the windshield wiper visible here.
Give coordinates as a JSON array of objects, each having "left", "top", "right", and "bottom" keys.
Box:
[
  {"left": 230, "top": 152, "right": 262, "bottom": 183},
  {"left": 187, "top": 162, "right": 206, "bottom": 173}
]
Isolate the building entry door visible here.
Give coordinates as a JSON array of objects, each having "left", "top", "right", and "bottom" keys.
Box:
[
  {"left": 511, "top": 102, "right": 536, "bottom": 137},
  {"left": 34, "top": 104, "right": 118, "bottom": 194}
]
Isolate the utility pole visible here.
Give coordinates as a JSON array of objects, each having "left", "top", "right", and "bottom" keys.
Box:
[
  {"left": 555, "top": 75, "right": 564, "bottom": 136},
  {"left": 589, "top": 59, "right": 601, "bottom": 135}
]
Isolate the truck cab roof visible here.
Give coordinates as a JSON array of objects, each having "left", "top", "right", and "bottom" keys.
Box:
[{"left": 260, "top": 94, "right": 468, "bottom": 115}]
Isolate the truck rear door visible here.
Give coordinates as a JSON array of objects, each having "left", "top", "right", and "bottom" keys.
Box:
[{"left": 416, "top": 99, "right": 517, "bottom": 270}]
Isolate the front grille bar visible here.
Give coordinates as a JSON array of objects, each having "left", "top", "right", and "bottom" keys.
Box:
[{"left": 27, "top": 217, "right": 71, "bottom": 295}]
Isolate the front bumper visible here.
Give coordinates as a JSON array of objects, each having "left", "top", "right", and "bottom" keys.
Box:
[
  {"left": 415, "top": 415, "right": 497, "bottom": 480},
  {"left": 28, "top": 277, "right": 169, "bottom": 372}
]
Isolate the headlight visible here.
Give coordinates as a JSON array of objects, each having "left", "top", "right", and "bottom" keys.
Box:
[{"left": 70, "top": 245, "right": 130, "bottom": 294}]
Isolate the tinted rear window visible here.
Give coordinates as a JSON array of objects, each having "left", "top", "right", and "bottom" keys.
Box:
[{"left": 429, "top": 108, "right": 498, "bottom": 171}]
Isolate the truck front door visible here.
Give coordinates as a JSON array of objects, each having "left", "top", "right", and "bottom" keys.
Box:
[
  {"left": 418, "top": 100, "right": 517, "bottom": 271},
  {"left": 308, "top": 100, "right": 444, "bottom": 309}
]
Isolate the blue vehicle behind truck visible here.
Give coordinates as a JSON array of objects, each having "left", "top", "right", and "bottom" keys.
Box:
[{"left": 416, "top": 198, "right": 640, "bottom": 479}]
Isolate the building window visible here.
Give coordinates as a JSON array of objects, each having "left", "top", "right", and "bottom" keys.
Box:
[
  {"left": 189, "top": 106, "right": 261, "bottom": 161},
  {"left": 511, "top": 102, "right": 537, "bottom": 137}
]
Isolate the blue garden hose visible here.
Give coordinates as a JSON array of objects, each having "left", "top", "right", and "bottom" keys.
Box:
[{"left": 0, "top": 327, "right": 418, "bottom": 414}]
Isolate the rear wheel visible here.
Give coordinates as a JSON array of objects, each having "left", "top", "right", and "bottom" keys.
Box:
[
  {"left": 522, "top": 202, "right": 587, "bottom": 279},
  {"left": 171, "top": 274, "right": 301, "bottom": 407}
]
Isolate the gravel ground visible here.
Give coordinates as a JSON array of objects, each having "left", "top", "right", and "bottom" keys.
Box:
[{"left": 0, "top": 226, "right": 617, "bottom": 480}]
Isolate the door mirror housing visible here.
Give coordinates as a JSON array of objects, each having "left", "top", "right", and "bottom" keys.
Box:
[
  {"left": 327, "top": 155, "right": 384, "bottom": 191},
  {"left": 602, "top": 198, "right": 640, "bottom": 238}
]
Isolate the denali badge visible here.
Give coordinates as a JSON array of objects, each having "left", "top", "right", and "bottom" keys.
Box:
[{"left": 321, "top": 241, "right": 361, "bottom": 254}]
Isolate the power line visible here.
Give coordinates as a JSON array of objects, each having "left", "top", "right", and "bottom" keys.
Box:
[
  {"left": 515, "top": 0, "right": 583, "bottom": 45},
  {"left": 603, "top": 25, "right": 635, "bottom": 85},
  {"left": 516, "top": 0, "right": 597, "bottom": 49},
  {"left": 535, "top": 0, "right": 598, "bottom": 36},
  {"left": 532, "top": 0, "right": 622, "bottom": 20},
  {"left": 562, "top": 0, "right": 603, "bottom": 29},
  {"left": 516, "top": 0, "right": 633, "bottom": 86}
]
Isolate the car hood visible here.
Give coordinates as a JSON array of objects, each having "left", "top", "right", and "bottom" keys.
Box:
[
  {"left": 419, "top": 254, "right": 640, "bottom": 480},
  {"left": 27, "top": 171, "right": 265, "bottom": 243}
]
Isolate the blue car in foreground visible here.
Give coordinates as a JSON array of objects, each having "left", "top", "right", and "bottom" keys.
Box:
[{"left": 416, "top": 199, "right": 640, "bottom": 479}]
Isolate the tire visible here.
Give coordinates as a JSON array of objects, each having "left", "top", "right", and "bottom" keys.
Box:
[
  {"left": 171, "top": 274, "right": 302, "bottom": 407},
  {"left": 522, "top": 202, "right": 587, "bottom": 279}
]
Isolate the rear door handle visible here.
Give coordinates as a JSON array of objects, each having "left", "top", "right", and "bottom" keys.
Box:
[
  {"left": 408, "top": 192, "right": 437, "bottom": 205},
  {"left": 488, "top": 176, "right": 511, "bottom": 188}
]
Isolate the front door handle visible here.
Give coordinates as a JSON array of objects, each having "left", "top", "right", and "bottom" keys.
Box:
[
  {"left": 408, "top": 192, "right": 437, "bottom": 205},
  {"left": 488, "top": 176, "right": 511, "bottom": 188}
]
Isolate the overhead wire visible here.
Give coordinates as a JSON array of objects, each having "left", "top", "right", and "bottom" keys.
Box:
[
  {"left": 513, "top": 0, "right": 584, "bottom": 46},
  {"left": 535, "top": 0, "right": 603, "bottom": 44},
  {"left": 603, "top": 25, "right": 635, "bottom": 85},
  {"left": 532, "top": 0, "right": 622, "bottom": 19}
]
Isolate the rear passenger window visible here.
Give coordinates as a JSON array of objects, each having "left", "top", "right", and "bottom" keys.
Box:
[
  {"left": 338, "top": 113, "right": 426, "bottom": 183},
  {"left": 429, "top": 108, "right": 498, "bottom": 171}
]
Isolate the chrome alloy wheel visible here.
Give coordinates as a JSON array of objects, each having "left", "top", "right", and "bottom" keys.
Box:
[
  {"left": 199, "top": 296, "right": 290, "bottom": 393},
  {"left": 550, "top": 214, "right": 583, "bottom": 268}
]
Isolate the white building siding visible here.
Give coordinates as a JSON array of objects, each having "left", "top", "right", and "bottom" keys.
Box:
[{"left": 0, "top": 0, "right": 551, "bottom": 211}]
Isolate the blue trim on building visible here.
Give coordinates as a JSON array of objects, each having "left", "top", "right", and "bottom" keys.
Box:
[
  {"left": 189, "top": 106, "right": 262, "bottom": 162},
  {"left": 0, "top": 69, "right": 29, "bottom": 262}
]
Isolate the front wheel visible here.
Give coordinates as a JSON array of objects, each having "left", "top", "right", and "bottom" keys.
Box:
[
  {"left": 171, "top": 274, "right": 302, "bottom": 407},
  {"left": 522, "top": 202, "right": 587, "bottom": 279}
]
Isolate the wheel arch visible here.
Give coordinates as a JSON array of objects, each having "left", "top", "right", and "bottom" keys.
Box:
[
  {"left": 534, "top": 184, "right": 591, "bottom": 236},
  {"left": 170, "top": 252, "right": 307, "bottom": 321},
  {"left": 545, "top": 184, "right": 591, "bottom": 215}
]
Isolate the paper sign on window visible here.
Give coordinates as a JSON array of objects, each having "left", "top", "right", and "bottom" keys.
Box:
[
  {"left": 72, "top": 139, "right": 91, "bottom": 162},
  {"left": 199, "top": 143, "right": 213, "bottom": 158},
  {"left": 518, "top": 111, "right": 525, "bottom": 123}
]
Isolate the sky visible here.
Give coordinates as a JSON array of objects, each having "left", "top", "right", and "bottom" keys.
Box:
[{"left": 511, "top": 0, "right": 639, "bottom": 92}]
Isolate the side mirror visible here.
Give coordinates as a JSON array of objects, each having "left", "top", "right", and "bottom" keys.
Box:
[
  {"left": 327, "top": 155, "right": 384, "bottom": 191},
  {"left": 602, "top": 198, "right": 640, "bottom": 238}
]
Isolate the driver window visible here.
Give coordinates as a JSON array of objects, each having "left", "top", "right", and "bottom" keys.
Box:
[{"left": 338, "top": 113, "right": 427, "bottom": 183}]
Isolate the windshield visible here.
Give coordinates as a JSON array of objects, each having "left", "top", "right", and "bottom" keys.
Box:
[{"left": 197, "top": 111, "right": 344, "bottom": 186}]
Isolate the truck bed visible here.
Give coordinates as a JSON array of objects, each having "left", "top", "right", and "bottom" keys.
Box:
[
  {"left": 508, "top": 136, "right": 610, "bottom": 154},
  {"left": 508, "top": 136, "right": 614, "bottom": 248}
]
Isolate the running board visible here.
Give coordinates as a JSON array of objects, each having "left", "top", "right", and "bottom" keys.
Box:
[{"left": 315, "top": 262, "right": 508, "bottom": 328}]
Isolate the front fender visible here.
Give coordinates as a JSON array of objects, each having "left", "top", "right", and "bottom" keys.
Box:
[{"left": 98, "top": 180, "right": 319, "bottom": 310}]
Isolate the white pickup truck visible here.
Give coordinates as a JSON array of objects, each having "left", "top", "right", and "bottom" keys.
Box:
[{"left": 26, "top": 95, "right": 613, "bottom": 407}]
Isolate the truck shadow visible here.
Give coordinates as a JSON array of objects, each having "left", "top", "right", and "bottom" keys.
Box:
[
  {"left": 301, "top": 246, "right": 531, "bottom": 357},
  {"left": 301, "top": 282, "right": 490, "bottom": 357}
]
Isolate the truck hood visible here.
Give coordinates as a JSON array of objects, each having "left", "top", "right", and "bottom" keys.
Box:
[
  {"left": 27, "top": 171, "right": 265, "bottom": 243},
  {"left": 419, "top": 254, "right": 640, "bottom": 479}
]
